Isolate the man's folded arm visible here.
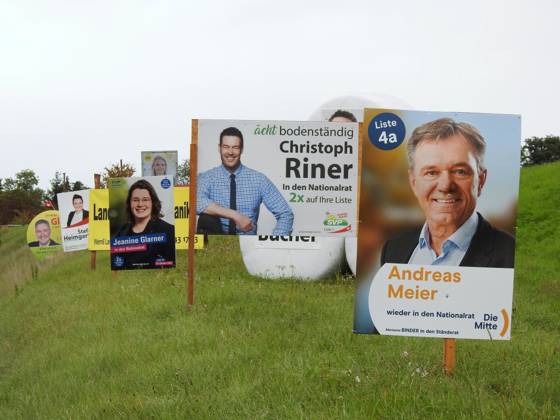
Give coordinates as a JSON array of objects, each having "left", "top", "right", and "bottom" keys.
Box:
[
  {"left": 261, "top": 177, "right": 294, "bottom": 235},
  {"left": 197, "top": 174, "right": 254, "bottom": 232},
  {"left": 200, "top": 203, "right": 254, "bottom": 233}
]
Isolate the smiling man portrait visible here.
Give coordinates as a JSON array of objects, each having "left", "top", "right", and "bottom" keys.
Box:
[
  {"left": 196, "top": 126, "right": 294, "bottom": 235},
  {"left": 380, "top": 118, "right": 515, "bottom": 268},
  {"left": 28, "top": 219, "right": 59, "bottom": 247}
]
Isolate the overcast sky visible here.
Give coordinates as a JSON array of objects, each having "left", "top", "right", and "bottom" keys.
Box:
[{"left": 1, "top": 0, "right": 558, "bottom": 189}]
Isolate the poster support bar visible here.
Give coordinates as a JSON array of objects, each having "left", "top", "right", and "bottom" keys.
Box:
[
  {"left": 90, "top": 173, "right": 101, "bottom": 270},
  {"left": 444, "top": 338, "right": 456, "bottom": 375},
  {"left": 187, "top": 119, "right": 198, "bottom": 306},
  {"left": 357, "top": 122, "right": 363, "bottom": 224}
]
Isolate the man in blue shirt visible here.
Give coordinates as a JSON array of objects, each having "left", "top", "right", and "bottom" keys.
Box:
[
  {"left": 381, "top": 118, "right": 515, "bottom": 268},
  {"left": 196, "top": 127, "right": 294, "bottom": 235}
]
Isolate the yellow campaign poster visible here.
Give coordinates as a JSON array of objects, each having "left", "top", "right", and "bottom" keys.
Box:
[
  {"left": 27, "top": 210, "right": 63, "bottom": 259},
  {"left": 174, "top": 186, "right": 203, "bottom": 250},
  {"left": 88, "top": 189, "right": 110, "bottom": 250},
  {"left": 88, "top": 187, "right": 202, "bottom": 251}
]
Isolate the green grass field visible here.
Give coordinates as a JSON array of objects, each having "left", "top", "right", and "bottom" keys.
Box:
[{"left": 1, "top": 163, "right": 559, "bottom": 419}]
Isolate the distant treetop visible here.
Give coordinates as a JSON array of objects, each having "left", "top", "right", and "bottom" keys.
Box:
[
  {"left": 101, "top": 160, "right": 136, "bottom": 187},
  {"left": 521, "top": 135, "right": 560, "bottom": 166}
]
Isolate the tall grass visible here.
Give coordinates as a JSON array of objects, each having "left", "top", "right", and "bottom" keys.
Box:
[
  {"left": 0, "top": 226, "right": 68, "bottom": 297},
  {"left": 0, "top": 163, "right": 558, "bottom": 419}
]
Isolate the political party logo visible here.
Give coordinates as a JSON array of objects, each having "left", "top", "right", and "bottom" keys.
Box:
[
  {"left": 367, "top": 112, "right": 406, "bottom": 151},
  {"left": 323, "top": 212, "right": 351, "bottom": 233},
  {"left": 113, "top": 255, "right": 125, "bottom": 268},
  {"left": 161, "top": 178, "right": 171, "bottom": 189}
]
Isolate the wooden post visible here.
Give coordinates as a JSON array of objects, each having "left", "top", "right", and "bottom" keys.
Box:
[
  {"left": 187, "top": 119, "right": 198, "bottom": 306},
  {"left": 443, "top": 338, "right": 456, "bottom": 375},
  {"left": 90, "top": 173, "right": 101, "bottom": 270}
]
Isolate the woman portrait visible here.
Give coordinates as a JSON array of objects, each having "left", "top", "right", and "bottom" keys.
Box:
[
  {"left": 66, "top": 193, "right": 90, "bottom": 227},
  {"left": 113, "top": 179, "right": 176, "bottom": 269},
  {"left": 151, "top": 156, "right": 167, "bottom": 176}
]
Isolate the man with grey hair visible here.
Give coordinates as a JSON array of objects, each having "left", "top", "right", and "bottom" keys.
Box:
[{"left": 381, "top": 118, "right": 515, "bottom": 268}]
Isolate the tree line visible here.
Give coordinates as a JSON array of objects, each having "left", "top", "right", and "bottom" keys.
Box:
[{"left": 521, "top": 135, "right": 560, "bottom": 166}]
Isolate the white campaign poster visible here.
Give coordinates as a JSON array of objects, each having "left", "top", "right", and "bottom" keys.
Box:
[
  {"left": 196, "top": 120, "right": 359, "bottom": 236},
  {"left": 141, "top": 151, "right": 179, "bottom": 181},
  {"left": 57, "top": 189, "right": 90, "bottom": 252},
  {"left": 353, "top": 109, "right": 521, "bottom": 338},
  {"left": 369, "top": 264, "right": 514, "bottom": 340}
]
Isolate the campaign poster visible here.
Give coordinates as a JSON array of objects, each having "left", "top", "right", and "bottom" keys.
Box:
[
  {"left": 250, "top": 109, "right": 362, "bottom": 251},
  {"left": 88, "top": 187, "right": 203, "bottom": 251},
  {"left": 354, "top": 109, "right": 521, "bottom": 340},
  {"left": 173, "top": 186, "right": 204, "bottom": 250},
  {"left": 27, "top": 210, "right": 62, "bottom": 259},
  {"left": 108, "top": 176, "right": 176, "bottom": 270},
  {"left": 141, "top": 151, "right": 178, "bottom": 183},
  {"left": 88, "top": 189, "right": 110, "bottom": 251},
  {"left": 57, "top": 190, "right": 90, "bottom": 252},
  {"left": 195, "top": 120, "right": 359, "bottom": 237}
]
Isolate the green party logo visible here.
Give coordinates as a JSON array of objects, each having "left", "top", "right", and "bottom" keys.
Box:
[{"left": 323, "top": 213, "right": 351, "bottom": 233}]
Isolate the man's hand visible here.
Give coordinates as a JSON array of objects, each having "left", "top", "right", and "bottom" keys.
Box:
[
  {"left": 201, "top": 203, "right": 255, "bottom": 232},
  {"left": 233, "top": 212, "right": 254, "bottom": 232}
]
